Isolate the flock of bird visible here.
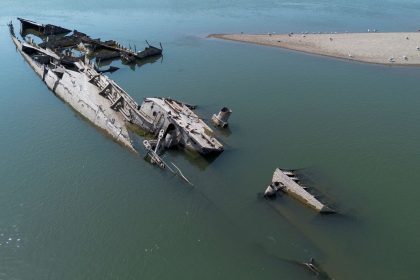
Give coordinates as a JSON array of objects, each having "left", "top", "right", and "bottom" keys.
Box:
[{"left": 269, "top": 28, "right": 420, "bottom": 63}]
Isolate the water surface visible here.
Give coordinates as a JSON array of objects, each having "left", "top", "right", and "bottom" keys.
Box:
[{"left": 1, "top": 1, "right": 420, "bottom": 279}]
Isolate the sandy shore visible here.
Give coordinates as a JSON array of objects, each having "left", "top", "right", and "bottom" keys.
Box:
[{"left": 209, "top": 32, "right": 420, "bottom": 65}]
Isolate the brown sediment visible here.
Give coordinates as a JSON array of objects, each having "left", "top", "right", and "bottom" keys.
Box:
[{"left": 208, "top": 32, "right": 420, "bottom": 65}]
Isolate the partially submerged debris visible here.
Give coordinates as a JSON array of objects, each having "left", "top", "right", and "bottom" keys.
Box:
[
  {"left": 18, "top": 17, "right": 71, "bottom": 36},
  {"left": 170, "top": 162, "right": 193, "bottom": 186},
  {"left": 303, "top": 257, "right": 321, "bottom": 275},
  {"left": 212, "top": 107, "right": 232, "bottom": 128},
  {"left": 302, "top": 258, "right": 332, "bottom": 279},
  {"left": 263, "top": 181, "right": 284, "bottom": 198},
  {"left": 9, "top": 28, "right": 135, "bottom": 151},
  {"left": 94, "top": 65, "right": 119, "bottom": 74},
  {"left": 143, "top": 130, "right": 194, "bottom": 185},
  {"left": 143, "top": 130, "right": 166, "bottom": 169},
  {"left": 137, "top": 98, "right": 224, "bottom": 155},
  {"left": 121, "top": 52, "right": 137, "bottom": 64},
  {"left": 17, "top": 18, "right": 162, "bottom": 69},
  {"left": 266, "top": 168, "right": 335, "bottom": 213}
]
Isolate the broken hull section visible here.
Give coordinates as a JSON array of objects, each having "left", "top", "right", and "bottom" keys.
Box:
[
  {"left": 135, "top": 46, "right": 162, "bottom": 59},
  {"left": 11, "top": 36, "right": 135, "bottom": 151},
  {"left": 272, "top": 168, "right": 334, "bottom": 213},
  {"left": 18, "top": 17, "right": 71, "bottom": 36},
  {"left": 137, "top": 98, "right": 224, "bottom": 155}
]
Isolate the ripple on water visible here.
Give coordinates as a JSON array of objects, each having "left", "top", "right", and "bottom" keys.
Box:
[{"left": 0, "top": 228, "right": 23, "bottom": 249}]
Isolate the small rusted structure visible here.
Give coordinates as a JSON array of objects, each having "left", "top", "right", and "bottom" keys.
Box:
[{"left": 212, "top": 107, "right": 232, "bottom": 128}]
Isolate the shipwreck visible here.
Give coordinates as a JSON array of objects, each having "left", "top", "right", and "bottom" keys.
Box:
[
  {"left": 264, "top": 168, "right": 334, "bottom": 213},
  {"left": 8, "top": 18, "right": 223, "bottom": 158}
]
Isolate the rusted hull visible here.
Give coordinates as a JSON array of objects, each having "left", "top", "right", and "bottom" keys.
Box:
[{"left": 18, "top": 17, "right": 71, "bottom": 36}]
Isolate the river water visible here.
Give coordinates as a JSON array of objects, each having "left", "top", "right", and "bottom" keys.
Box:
[{"left": 1, "top": 1, "right": 420, "bottom": 279}]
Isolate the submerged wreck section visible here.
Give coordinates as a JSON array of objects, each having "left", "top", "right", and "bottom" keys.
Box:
[
  {"left": 138, "top": 98, "right": 223, "bottom": 155},
  {"left": 17, "top": 17, "right": 162, "bottom": 66},
  {"left": 8, "top": 18, "right": 223, "bottom": 157},
  {"left": 265, "top": 168, "right": 334, "bottom": 213},
  {"left": 9, "top": 24, "right": 134, "bottom": 150},
  {"left": 212, "top": 107, "right": 232, "bottom": 128},
  {"left": 18, "top": 17, "right": 71, "bottom": 36}
]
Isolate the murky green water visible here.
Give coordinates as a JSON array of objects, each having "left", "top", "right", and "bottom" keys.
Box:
[{"left": 1, "top": 1, "right": 420, "bottom": 279}]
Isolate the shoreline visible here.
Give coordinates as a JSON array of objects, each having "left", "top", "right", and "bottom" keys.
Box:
[{"left": 208, "top": 33, "right": 420, "bottom": 66}]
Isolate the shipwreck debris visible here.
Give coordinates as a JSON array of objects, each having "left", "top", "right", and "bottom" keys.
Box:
[
  {"left": 18, "top": 17, "right": 71, "bottom": 36},
  {"left": 263, "top": 181, "right": 284, "bottom": 198},
  {"left": 212, "top": 107, "right": 232, "bottom": 128},
  {"left": 94, "top": 65, "right": 119, "bottom": 74},
  {"left": 301, "top": 258, "right": 332, "bottom": 279},
  {"left": 121, "top": 52, "right": 137, "bottom": 64},
  {"left": 170, "top": 162, "right": 194, "bottom": 186},
  {"left": 8, "top": 21, "right": 15, "bottom": 36},
  {"left": 94, "top": 50, "right": 121, "bottom": 61},
  {"left": 143, "top": 130, "right": 167, "bottom": 169},
  {"left": 265, "top": 168, "right": 335, "bottom": 213},
  {"left": 137, "top": 98, "right": 224, "bottom": 155},
  {"left": 143, "top": 130, "right": 194, "bottom": 185},
  {"left": 144, "top": 139, "right": 166, "bottom": 169},
  {"left": 18, "top": 18, "right": 162, "bottom": 70},
  {"left": 303, "top": 257, "right": 321, "bottom": 275},
  {"left": 9, "top": 32, "right": 135, "bottom": 150}
]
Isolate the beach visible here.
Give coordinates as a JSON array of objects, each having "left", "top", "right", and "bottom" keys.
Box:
[{"left": 209, "top": 32, "right": 420, "bottom": 65}]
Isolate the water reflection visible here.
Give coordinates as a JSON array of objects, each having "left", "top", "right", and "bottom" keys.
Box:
[{"left": 118, "top": 54, "right": 162, "bottom": 71}]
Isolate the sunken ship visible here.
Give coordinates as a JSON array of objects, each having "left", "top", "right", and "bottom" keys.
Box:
[{"left": 8, "top": 18, "right": 223, "bottom": 155}]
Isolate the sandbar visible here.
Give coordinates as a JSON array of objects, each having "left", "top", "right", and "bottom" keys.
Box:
[{"left": 209, "top": 32, "right": 420, "bottom": 65}]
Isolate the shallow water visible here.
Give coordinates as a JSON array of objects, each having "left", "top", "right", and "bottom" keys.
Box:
[{"left": 1, "top": 1, "right": 420, "bottom": 279}]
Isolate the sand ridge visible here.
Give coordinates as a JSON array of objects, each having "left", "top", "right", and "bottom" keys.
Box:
[{"left": 209, "top": 32, "right": 420, "bottom": 65}]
